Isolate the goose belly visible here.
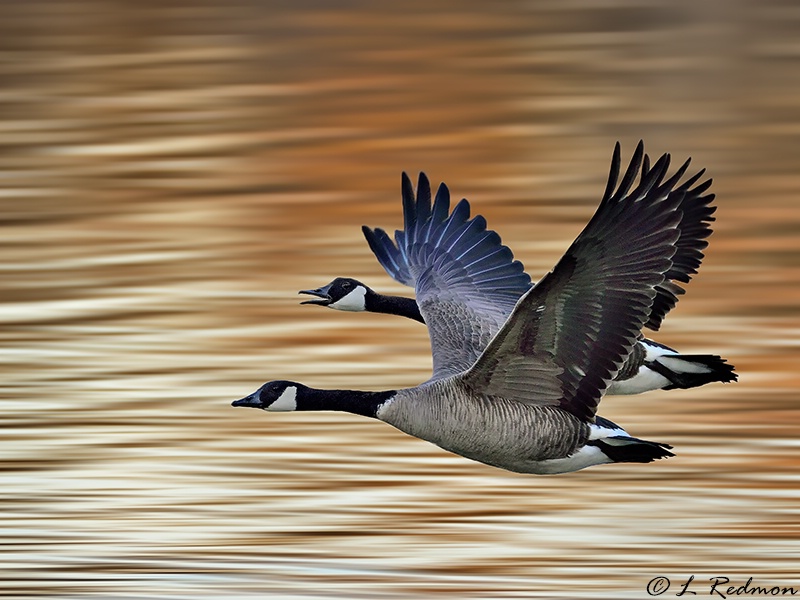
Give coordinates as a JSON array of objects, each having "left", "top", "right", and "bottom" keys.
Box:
[{"left": 377, "top": 390, "right": 588, "bottom": 474}]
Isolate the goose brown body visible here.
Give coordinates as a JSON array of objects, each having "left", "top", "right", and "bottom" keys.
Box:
[{"left": 379, "top": 380, "right": 588, "bottom": 473}]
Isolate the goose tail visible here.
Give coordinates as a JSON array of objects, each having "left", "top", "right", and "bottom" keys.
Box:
[
  {"left": 649, "top": 353, "right": 738, "bottom": 390},
  {"left": 589, "top": 418, "right": 674, "bottom": 465},
  {"left": 590, "top": 436, "right": 675, "bottom": 464}
]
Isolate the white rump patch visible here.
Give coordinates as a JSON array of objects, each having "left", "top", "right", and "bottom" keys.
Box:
[
  {"left": 329, "top": 286, "right": 367, "bottom": 312},
  {"left": 589, "top": 422, "right": 629, "bottom": 440},
  {"left": 657, "top": 356, "right": 713, "bottom": 374},
  {"left": 642, "top": 340, "right": 677, "bottom": 362},
  {"left": 535, "top": 445, "right": 613, "bottom": 474},
  {"left": 609, "top": 366, "right": 671, "bottom": 395},
  {"left": 268, "top": 386, "right": 298, "bottom": 412}
]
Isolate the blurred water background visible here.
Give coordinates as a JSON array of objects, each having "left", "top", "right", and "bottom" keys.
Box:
[{"left": 2, "top": 1, "right": 799, "bottom": 598}]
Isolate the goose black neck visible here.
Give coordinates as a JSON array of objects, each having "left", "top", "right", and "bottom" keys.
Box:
[
  {"left": 301, "top": 387, "right": 396, "bottom": 418},
  {"left": 365, "top": 292, "right": 425, "bottom": 323}
]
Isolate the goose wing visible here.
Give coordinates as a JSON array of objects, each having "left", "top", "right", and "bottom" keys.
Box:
[
  {"left": 631, "top": 152, "right": 717, "bottom": 331},
  {"left": 364, "top": 156, "right": 714, "bottom": 335},
  {"left": 363, "top": 173, "right": 533, "bottom": 379},
  {"left": 460, "top": 142, "right": 684, "bottom": 422}
]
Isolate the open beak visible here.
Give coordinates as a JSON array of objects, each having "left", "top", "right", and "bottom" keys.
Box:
[
  {"left": 232, "top": 393, "right": 260, "bottom": 408},
  {"left": 299, "top": 284, "right": 333, "bottom": 306}
]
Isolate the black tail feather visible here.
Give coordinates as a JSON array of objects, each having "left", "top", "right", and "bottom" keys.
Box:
[
  {"left": 649, "top": 354, "right": 738, "bottom": 390},
  {"left": 590, "top": 436, "right": 675, "bottom": 464}
]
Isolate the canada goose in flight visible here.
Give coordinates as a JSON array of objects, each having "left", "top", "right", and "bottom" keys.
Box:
[
  {"left": 300, "top": 151, "right": 736, "bottom": 395},
  {"left": 233, "top": 143, "right": 697, "bottom": 474}
]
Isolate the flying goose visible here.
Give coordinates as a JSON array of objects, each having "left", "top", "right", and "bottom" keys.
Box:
[
  {"left": 300, "top": 148, "right": 736, "bottom": 395},
  {"left": 233, "top": 143, "right": 696, "bottom": 474}
]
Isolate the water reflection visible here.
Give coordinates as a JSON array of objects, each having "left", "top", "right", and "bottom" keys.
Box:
[{"left": 2, "top": 1, "right": 799, "bottom": 598}]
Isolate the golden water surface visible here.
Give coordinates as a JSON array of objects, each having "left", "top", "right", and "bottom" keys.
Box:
[{"left": 2, "top": 2, "right": 799, "bottom": 598}]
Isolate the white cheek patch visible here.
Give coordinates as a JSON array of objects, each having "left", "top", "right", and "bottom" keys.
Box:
[
  {"left": 329, "top": 286, "right": 367, "bottom": 312},
  {"left": 268, "top": 386, "right": 298, "bottom": 412}
]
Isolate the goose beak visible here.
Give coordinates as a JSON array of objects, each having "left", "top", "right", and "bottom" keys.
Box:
[
  {"left": 299, "top": 284, "right": 332, "bottom": 306},
  {"left": 232, "top": 393, "right": 260, "bottom": 408}
]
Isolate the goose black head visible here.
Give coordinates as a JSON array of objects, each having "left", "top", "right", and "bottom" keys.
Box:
[
  {"left": 232, "top": 380, "right": 305, "bottom": 412},
  {"left": 299, "top": 277, "right": 368, "bottom": 311}
]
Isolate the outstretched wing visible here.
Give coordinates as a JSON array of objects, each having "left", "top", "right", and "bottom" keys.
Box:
[
  {"left": 629, "top": 152, "right": 716, "bottom": 331},
  {"left": 363, "top": 174, "right": 532, "bottom": 379},
  {"left": 460, "top": 142, "right": 685, "bottom": 423}
]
